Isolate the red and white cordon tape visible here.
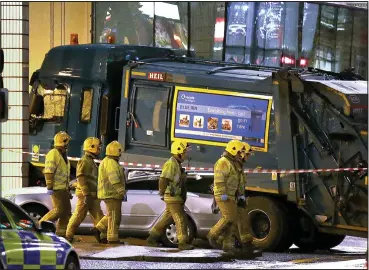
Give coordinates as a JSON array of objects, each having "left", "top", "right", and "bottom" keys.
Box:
[{"left": 5, "top": 149, "right": 368, "bottom": 174}]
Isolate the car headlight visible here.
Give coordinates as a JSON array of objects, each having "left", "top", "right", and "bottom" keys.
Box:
[{"left": 3, "top": 194, "right": 16, "bottom": 202}]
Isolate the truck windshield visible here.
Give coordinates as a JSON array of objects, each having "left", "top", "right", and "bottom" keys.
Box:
[{"left": 32, "top": 84, "right": 68, "bottom": 122}]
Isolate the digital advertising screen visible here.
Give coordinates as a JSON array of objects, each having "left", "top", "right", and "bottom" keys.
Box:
[{"left": 171, "top": 86, "right": 273, "bottom": 152}]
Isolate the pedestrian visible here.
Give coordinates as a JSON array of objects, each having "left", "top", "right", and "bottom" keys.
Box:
[
  {"left": 207, "top": 139, "right": 245, "bottom": 255},
  {"left": 66, "top": 137, "right": 106, "bottom": 243},
  {"left": 92, "top": 141, "right": 126, "bottom": 244},
  {"left": 39, "top": 131, "right": 72, "bottom": 238},
  {"left": 146, "top": 139, "right": 194, "bottom": 250}
]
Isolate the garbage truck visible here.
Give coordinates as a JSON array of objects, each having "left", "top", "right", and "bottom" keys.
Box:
[{"left": 27, "top": 51, "right": 367, "bottom": 252}]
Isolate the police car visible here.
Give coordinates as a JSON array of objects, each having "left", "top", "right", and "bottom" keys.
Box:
[{"left": 0, "top": 198, "right": 80, "bottom": 269}]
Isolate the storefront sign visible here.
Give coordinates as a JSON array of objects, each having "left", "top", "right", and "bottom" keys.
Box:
[{"left": 171, "top": 86, "right": 273, "bottom": 152}]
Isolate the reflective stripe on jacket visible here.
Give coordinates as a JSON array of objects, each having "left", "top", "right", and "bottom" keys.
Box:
[
  {"left": 97, "top": 157, "right": 126, "bottom": 200},
  {"left": 44, "top": 149, "right": 70, "bottom": 191}
]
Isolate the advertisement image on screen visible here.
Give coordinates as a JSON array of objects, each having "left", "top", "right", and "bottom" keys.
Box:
[{"left": 172, "top": 87, "right": 272, "bottom": 151}]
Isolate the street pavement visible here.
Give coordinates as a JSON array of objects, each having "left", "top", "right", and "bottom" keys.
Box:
[{"left": 74, "top": 236, "right": 368, "bottom": 269}]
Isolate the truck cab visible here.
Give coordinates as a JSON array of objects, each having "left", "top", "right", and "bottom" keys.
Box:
[{"left": 28, "top": 44, "right": 192, "bottom": 185}]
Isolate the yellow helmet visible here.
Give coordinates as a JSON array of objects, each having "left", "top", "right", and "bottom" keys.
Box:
[
  {"left": 106, "top": 141, "right": 122, "bottom": 157},
  {"left": 241, "top": 142, "right": 252, "bottom": 158},
  {"left": 225, "top": 140, "right": 244, "bottom": 156},
  {"left": 83, "top": 137, "right": 101, "bottom": 154},
  {"left": 54, "top": 131, "right": 71, "bottom": 148},
  {"left": 171, "top": 139, "right": 189, "bottom": 155}
]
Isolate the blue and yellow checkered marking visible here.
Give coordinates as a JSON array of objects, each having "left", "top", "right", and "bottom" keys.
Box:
[{"left": 1, "top": 230, "right": 71, "bottom": 269}]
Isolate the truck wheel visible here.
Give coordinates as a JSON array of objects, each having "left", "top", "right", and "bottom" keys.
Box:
[
  {"left": 273, "top": 201, "right": 295, "bottom": 252},
  {"left": 246, "top": 196, "right": 288, "bottom": 252},
  {"left": 316, "top": 233, "right": 346, "bottom": 250},
  {"left": 293, "top": 214, "right": 319, "bottom": 252}
]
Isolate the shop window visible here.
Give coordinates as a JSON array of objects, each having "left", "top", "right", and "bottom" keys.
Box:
[
  {"left": 351, "top": 10, "right": 368, "bottom": 79},
  {"left": 190, "top": 2, "right": 225, "bottom": 60},
  {"left": 80, "top": 88, "right": 93, "bottom": 123},
  {"left": 225, "top": 2, "right": 255, "bottom": 64},
  {"left": 335, "top": 8, "right": 353, "bottom": 73},
  {"left": 95, "top": 2, "right": 154, "bottom": 46},
  {"left": 154, "top": 2, "right": 188, "bottom": 49},
  {"left": 282, "top": 2, "right": 299, "bottom": 60},
  {"left": 301, "top": 3, "right": 319, "bottom": 65},
  {"left": 315, "top": 5, "right": 337, "bottom": 72}
]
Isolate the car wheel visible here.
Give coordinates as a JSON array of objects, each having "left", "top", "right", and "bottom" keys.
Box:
[
  {"left": 64, "top": 254, "right": 79, "bottom": 270},
  {"left": 161, "top": 218, "right": 195, "bottom": 248},
  {"left": 22, "top": 204, "right": 49, "bottom": 224}
]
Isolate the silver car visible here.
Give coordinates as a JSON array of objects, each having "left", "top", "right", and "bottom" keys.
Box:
[{"left": 2, "top": 169, "right": 220, "bottom": 247}]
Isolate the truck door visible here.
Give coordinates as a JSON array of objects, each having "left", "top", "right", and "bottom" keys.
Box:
[
  {"left": 64, "top": 82, "right": 102, "bottom": 158},
  {"left": 128, "top": 84, "right": 171, "bottom": 148}
]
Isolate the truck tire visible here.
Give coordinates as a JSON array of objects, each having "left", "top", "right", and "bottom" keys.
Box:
[
  {"left": 316, "top": 233, "right": 346, "bottom": 250},
  {"left": 246, "top": 196, "right": 288, "bottom": 252},
  {"left": 273, "top": 201, "right": 296, "bottom": 252}
]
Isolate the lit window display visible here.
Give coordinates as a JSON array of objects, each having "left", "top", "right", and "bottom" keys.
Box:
[
  {"left": 154, "top": 2, "right": 188, "bottom": 49},
  {"left": 94, "top": 1, "right": 368, "bottom": 78}
]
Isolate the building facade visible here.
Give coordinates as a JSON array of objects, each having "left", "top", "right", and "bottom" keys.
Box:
[{"left": 94, "top": 1, "right": 368, "bottom": 78}]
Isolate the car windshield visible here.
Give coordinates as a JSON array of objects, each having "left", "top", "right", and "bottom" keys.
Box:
[
  {"left": 1, "top": 200, "right": 37, "bottom": 231},
  {"left": 0, "top": 205, "right": 12, "bottom": 230}
]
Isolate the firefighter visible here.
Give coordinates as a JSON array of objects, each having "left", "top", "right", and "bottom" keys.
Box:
[
  {"left": 146, "top": 139, "right": 194, "bottom": 250},
  {"left": 207, "top": 139, "right": 245, "bottom": 254},
  {"left": 65, "top": 137, "right": 105, "bottom": 243},
  {"left": 235, "top": 142, "right": 256, "bottom": 251},
  {"left": 92, "top": 141, "right": 126, "bottom": 244},
  {"left": 39, "top": 131, "right": 72, "bottom": 238}
]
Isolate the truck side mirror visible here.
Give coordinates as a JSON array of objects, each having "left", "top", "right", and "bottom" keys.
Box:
[
  {"left": 29, "top": 94, "right": 44, "bottom": 115},
  {"left": 0, "top": 88, "right": 8, "bottom": 121}
]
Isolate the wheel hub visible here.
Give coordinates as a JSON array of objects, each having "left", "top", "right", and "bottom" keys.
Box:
[{"left": 249, "top": 210, "right": 271, "bottom": 241}]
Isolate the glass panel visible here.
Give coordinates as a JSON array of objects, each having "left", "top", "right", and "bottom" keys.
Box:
[
  {"left": 40, "top": 85, "right": 67, "bottom": 122},
  {"left": 80, "top": 88, "right": 93, "bottom": 123},
  {"left": 315, "top": 5, "right": 337, "bottom": 71},
  {"left": 351, "top": 10, "right": 368, "bottom": 79},
  {"left": 0, "top": 205, "right": 12, "bottom": 230},
  {"left": 99, "top": 95, "right": 109, "bottom": 135},
  {"left": 283, "top": 2, "right": 299, "bottom": 60},
  {"left": 155, "top": 2, "right": 188, "bottom": 49},
  {"left": 225, "top": 2, "right": 255, "bottom": 64},
  {"left": 190, "top": 2, "right": 225, "bottom": 60},
  {"left": 301, "top": 3, "right": 319, "bottom": 66},
  {"left": 1, "top": 201, "right": 37, "bottom": 231},
  {"left": 132, "top": 85, "right": 169, "bottom": 147},
  {"left": 335, "top": 8, "right": 353, "bottom": 73},
  {"left": 95, "top": 2, "right": 154, "bottom": 45}
]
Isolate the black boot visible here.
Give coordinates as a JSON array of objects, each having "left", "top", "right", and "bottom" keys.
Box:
[
  {"left": 207, "top": 233, "right": 219, "bottom": 249},
  {"left": 241, "top": 242, "right": 257, "bottom": 253},
  {"left": 90, "top": 227, "right": 101, "bottom": 243}
]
